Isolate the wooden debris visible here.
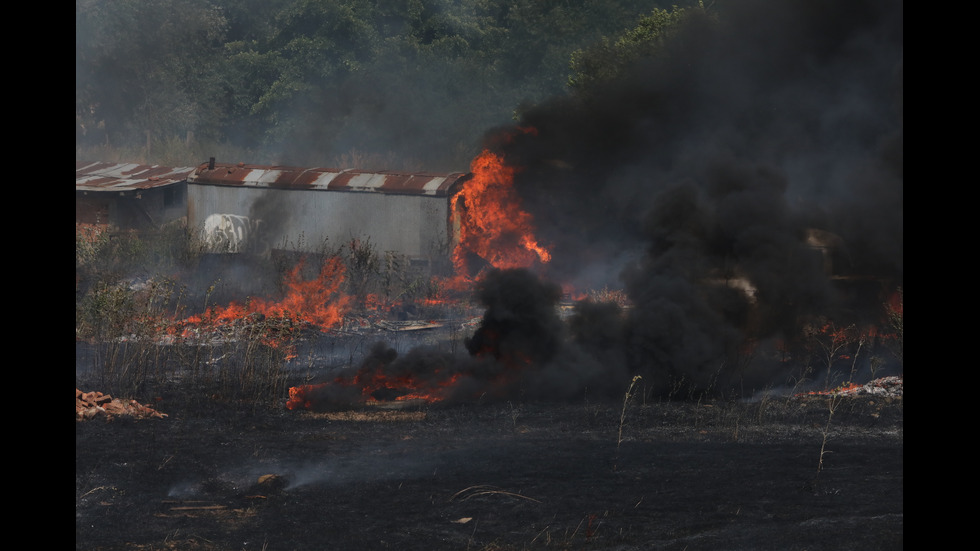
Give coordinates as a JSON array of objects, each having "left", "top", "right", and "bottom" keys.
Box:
[{"left": 76, "top": 388, "right": 168, "bottom": 421}]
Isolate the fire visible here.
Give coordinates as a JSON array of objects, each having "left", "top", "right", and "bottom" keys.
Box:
[
  {"left": 181, "top": 256, "right": 351, "bottom": 354},
  {"left": 796, "top": 381, "right": 864, "bottom": 397},
  {"left": 450, "top": 141, "right": 551, "bottom": 282},
  {"left": 286, "top": 366, "right": 463, "bottom": 410},
  {"left": 253, "top": 256, "right": 350, "bottom": 332},
  {"left": 288, "top": 128, "right": 557, "bottom": 411}
]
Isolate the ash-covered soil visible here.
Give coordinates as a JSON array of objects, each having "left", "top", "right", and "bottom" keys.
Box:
[{"left": 76, "top": 395, "right": 902, "bottom": 551}]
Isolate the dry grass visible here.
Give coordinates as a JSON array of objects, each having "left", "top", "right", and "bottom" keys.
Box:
[
  {"left": 450, "top": 485, "right": 541, "bottom": 503},
  {"left": 300, "top": 410, "right": 428, "bottom": 422}
]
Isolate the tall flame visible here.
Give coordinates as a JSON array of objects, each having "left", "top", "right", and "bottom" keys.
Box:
[{"left": 451, "top": 142, "right": 550, "bottom": 280}]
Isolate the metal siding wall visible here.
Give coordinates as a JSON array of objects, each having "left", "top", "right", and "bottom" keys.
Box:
[
  {"left": 188, "top": 183, "right": 450, "bottom": 260},
  {"left": 419, "top": 198, "right": 450, "bottom": 259}
]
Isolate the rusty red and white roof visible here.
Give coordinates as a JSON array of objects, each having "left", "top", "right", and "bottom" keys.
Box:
[
  {"left": 76, "top": 161, "right": 194, "bottom": 192},
  {"left": 188, "top": 162, "right": 468, "bottom": 197}
]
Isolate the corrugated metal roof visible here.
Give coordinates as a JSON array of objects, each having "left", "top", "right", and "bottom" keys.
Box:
[
  {"left": 188, "top": 162, "right": 468, "bottom": 197},
  {"left": 76, "top": 161, "right": 194, "bottom": 192}
]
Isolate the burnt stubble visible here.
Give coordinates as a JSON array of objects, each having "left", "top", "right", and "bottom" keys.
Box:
[{"left": 76, "top": 395, "right": 902, "bottom": 550}]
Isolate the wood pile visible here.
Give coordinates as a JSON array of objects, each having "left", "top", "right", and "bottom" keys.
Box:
[{"left": 76, "top": 389, "right": 168, "bottom": 421}]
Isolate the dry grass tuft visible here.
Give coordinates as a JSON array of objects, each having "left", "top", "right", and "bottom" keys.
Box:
[{"left": 451, "top": 484, "right": 541, "bottom": 503}]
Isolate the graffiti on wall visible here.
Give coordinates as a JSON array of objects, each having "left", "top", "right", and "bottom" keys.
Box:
[{"left": 202, "top": 214, "right": 265, "bottom": 254}]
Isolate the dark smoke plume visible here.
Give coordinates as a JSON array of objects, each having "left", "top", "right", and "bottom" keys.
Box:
[
  {"left": 482, "top": 0, "right": 902, "bottom": 396},
  {"left": 459, "top": 269, "right": 635, "bottom": 401},
  {"left": 304, "top": 268, "right": 632, "bottom": 408},
  {"left": 301, "top": 268, "right": 570, "bottom": 409},
  {"left": 466, "top": 268, "right": 564, "bottom": 367}
]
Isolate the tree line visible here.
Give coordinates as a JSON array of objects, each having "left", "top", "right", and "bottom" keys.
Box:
[{"left": 75, "top": 0, "right": 701, "bottom": 170}]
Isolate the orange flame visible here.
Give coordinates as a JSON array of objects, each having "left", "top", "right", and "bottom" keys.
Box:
[
  {"left": 796, "top": 381, "right": 864, "bottom": 397},
  {"left": 182, "top": 256, "right": 351, "bottom": 354},
  {"left": 253, "top": 256, "right": 351, "bottom": 332},
  {"left": 450, "top": 142, "right": 550, "bottom": 282},
  {"left": 286, "top": 371, "right": 463, "bottom": 410}
]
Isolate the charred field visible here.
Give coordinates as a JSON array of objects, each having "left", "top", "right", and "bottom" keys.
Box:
[{"left": 76, "top": 386, "right": 903, "bottom": 551}]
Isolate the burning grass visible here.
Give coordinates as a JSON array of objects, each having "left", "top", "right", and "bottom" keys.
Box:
[
  {"left": 184, "top": 255, "right": 350, "bottom": 336},
  {"left": 76, "top": 223, "right": 472, "bottom": 410}
]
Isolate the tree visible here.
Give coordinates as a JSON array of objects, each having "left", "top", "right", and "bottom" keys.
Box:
[
  {"left": 76, "top": 0, "right": 229, "bottom": 149},
  {"left": 567, "top": 2, "right": 710, "bottom": 96},
  {"left": 77, "top": 0, "right": 684, "bottom": 168}
]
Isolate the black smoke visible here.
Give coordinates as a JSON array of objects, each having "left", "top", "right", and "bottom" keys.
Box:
[
  {"left": 463, "top": 268, "right": 626, "bottom": 401},
  {"left": 297, "top": 269, "right": 567, "bottom": 410},
  {"left": 301, "top": 267, "right": 630, "bottom": 408},
  {"left": 480, "top": 0, "right": 902, "bottom": 396},
  {"left": 465, "top": 268, "right": 564, "bottom": 367}
]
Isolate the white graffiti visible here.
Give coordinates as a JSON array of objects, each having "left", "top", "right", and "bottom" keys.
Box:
[{"left": 202, "top": 214, "right": 258, "bottom": 253}]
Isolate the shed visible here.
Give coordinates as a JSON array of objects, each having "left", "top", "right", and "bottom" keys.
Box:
[
  {"left": 76, "top": 161, "right": 192, "bottom": 230},
  {"left": 186, "top": 161, "right": 469, "bottom": 275}
]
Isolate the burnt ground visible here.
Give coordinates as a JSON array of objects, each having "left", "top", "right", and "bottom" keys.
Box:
[{"left": 76, "top": 394, "right": 903, "bottom": 551}]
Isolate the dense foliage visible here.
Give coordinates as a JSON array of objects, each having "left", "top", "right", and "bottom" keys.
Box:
[{"left": 76, "top": 0, "right": 687, "bottom": 170}]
